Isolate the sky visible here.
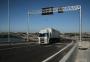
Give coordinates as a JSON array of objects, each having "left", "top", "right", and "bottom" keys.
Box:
[{"left": 0, "top": 0, "right": 90, "bottom": 33}]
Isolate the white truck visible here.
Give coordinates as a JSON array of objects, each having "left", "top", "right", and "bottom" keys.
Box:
[{"left": 38, "top": 28, "right": 60, "bottom": 44}]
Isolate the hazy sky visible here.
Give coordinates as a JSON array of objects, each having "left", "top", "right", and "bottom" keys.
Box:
[{"left": 0, "top": 0, "right": 90, "bottom": 33}]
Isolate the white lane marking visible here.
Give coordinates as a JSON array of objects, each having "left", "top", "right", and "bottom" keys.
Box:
[
  {"left": 0, "top": 46, "right": 26, "bottom": 50},
  {"left": 59, "top": 43, "right": 77, "bottom": 62},
  {"left": 42, "top": 41, "right": 73, "bottom": 62},
  {"left": 0, "top": 42, "right": 37, "bottom": 46},
  {"left": 0, "top": 43, "right": 39, "bottom": 51}
]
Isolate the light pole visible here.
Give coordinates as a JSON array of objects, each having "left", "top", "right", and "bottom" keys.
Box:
[
  {"left": 27, "top": 10, "right": 29, "bottom": 42},
  {"left": 8, "top": 0, "right": 10, "bottom": 44},
  {"left": 80, "top": 6, "right": 82, "bottom": 42}
]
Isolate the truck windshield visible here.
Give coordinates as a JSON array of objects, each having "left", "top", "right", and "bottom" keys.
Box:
[{"left": 39, "top": 33, "right": 48, "bottom": 37}]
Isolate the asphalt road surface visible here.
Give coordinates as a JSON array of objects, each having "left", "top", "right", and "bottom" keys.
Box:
[{"left": 0, "top": 43, "right": 68, "bottom": 62}]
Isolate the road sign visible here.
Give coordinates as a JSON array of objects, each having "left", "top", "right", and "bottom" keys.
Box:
[
  {"left": 42, "top": 7, "right": 53, "bottom": 15},
  {"left": 58, "top": 7, "right": 64, "bottom": 13}
]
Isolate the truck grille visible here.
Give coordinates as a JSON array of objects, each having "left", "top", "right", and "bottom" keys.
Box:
[{"left": 40, "top": 38, "right": 44, "bottom": 43}]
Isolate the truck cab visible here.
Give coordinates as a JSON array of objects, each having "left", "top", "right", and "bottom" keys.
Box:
[
  {"left": 38, "top": 28, "right": 60, "bottom": 44},
  {"left": 38, "top": 28, "right": 50, "bottom": 44},
  {"left": 38, "top": 33, "right": 49, "bottom": 44}
]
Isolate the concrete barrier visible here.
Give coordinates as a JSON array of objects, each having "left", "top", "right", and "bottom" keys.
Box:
[{"left": 75, "top": 41, "right": 90, "bottom": 62}]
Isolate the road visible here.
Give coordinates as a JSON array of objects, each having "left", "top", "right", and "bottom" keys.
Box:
[{"left": 0, "top": 42, "right": 68, "bottom": 62}]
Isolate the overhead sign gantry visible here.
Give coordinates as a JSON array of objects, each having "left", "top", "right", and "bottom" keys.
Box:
[
  {"left": 29, "top": 5, "right": 81, "bottom": 15},
  {"left": 27, "top": 5, "right": 82, "bottom": 42}
]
